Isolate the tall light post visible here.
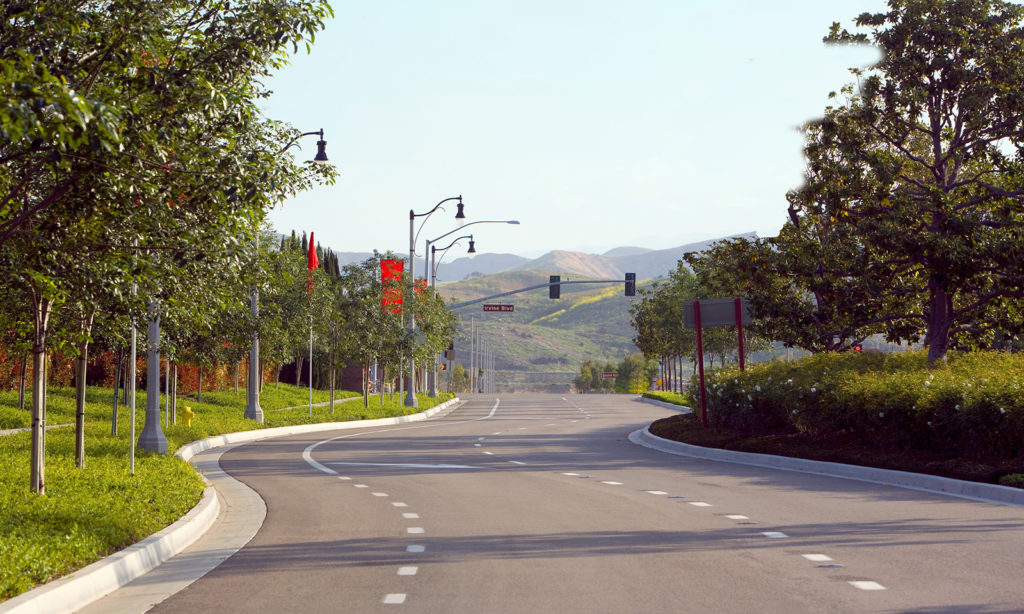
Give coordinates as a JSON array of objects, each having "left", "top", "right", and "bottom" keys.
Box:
[
  {"left": 428, "top": 235, "right": 475, "bottom": 396},
  {"left": 246, "top": 129, "right": 328, "bottom": 422},
  {"left": 423, "top": 219, "right": 520, "bottom": 287},
  {"left": 407, "top": 196, "right": 466, "bottom": 407}
]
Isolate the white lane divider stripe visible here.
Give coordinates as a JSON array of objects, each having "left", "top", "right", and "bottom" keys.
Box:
[
  {"left": 382, "top": 593, "right": 407, "bottom": 604},
  {"left": 337, "top": 476, "right": 351, "bottom": 481},
  {"left": 407, "top": 527, "right": 425, "bottom": 534},
  {"left": 725, "top": 515, "right": 749, "bottom": 520},
  {"left": 483, "top": 451, "right": 494, "bottom": 455},
  {"left": 372, "top": 492, "right": 389, "bottom": 497},
  {"left": 646, "top": 491, "right": 668, "bottom": 495},
  {"left": 354, "top": 484, "right": 369, "bottom": 488},
  {"left": 689, "top": 502, "right": 712, "bottom": 507},
  {"left": 397, "top": 566, "right": 418, "bottom": 576},
  {"left": 508, "top": 460, "right": 527, "bottom": 465},
  {"left": 392, "top": 502, "right": 408, "bottom": 507},
  {"left": 761, "top": 531, "right": 789, "bottom": 539},
  {"left": 402, "top": 513, "right": 419, "bottom": 519},
  {"left": 330, "top": 461, "right": 484, "bottom": 470},
  {"left": 601, "top": 481, "right": 623, "bottom": 486},
  {"left": 406, "top": 545, "right": 425, "bottom": 553},
  {"left": 849, "top": 581, "right": 886, "bottom": 591},
  {"left": 562, "top": 472, "right": 580, "bottom": 476},
  {"left": 802, "top": 554, "right": 832, "bottom": 562}
]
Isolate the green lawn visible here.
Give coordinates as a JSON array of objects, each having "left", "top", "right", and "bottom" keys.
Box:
[{"left": 0, "top": 384, "right": 453, "bottom": 601}]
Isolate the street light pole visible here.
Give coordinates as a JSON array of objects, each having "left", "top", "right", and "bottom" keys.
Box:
[
  {"left": 407, "top": 196, "right": 465, "bottom": 407},
  {"left": 428, "top": 235, "right": 474, "bottom": 396},
  {"left": 247, "top": 129, "right": 328, "bottom": 422}
]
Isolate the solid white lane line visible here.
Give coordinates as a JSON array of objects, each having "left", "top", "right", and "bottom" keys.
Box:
[
  {"left": 397, "top": 566, "right": 418, "bottom": 576},
  {"left": 483, "top": 451, "right": 494, "bottom": 455},
  {"left": 373, "top": 493, "right": 389, "bottom": 497},
  {"left": 509, "top": 460, "right": 527, "bottom": 465},
  {"left": 382, "top": 593, "right": 407, "bottom": 604},
  {"left": 337, "top": 476, "right": 351, "bottom": 481},
  {"left": 689, "top": 502, "right": 712, "bottom": 507},
  {"left": 354, "top": 484, "right": 369, "bottom": 488},
  {"left": 406, "top": 545, "right": 425, "bottom": 553},
  {"left": 562, "top": 472, "right": 580, "bottom": 476},
  {"left": 802, "top": 554, "right": 833, "bottom": 562},
  {"left": 407, "top": 527, "right": 425, "bottom": 534},
  {"left": 491, "top": 432, "right": 502, "bottom": 435},
  {"left": 725, "top": 515, "right": 749, "bottom": 520},
  {"left": 646, "top": 491, "right": 668, "bottom": 495},
  {"left": 402, "top": 513, "right": 419, "bottom": 519},
  {"left": 601, "top": 481, "right": 623, "bottom": 486},
  {"left": 849, "top": 581, "right": 886, "bottom": 591},
  {"left": 392, "top": 502, "right": 408, "bottom": 507},
  {"left": 761, "top": 532, "right": 789, "bottom": 539}
]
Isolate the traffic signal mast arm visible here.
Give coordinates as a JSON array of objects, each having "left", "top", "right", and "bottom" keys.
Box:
[{"left": 446, "top": 277, "right": 634, "bottom": 310}]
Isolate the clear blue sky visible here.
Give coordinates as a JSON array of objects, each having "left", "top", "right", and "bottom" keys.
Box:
[{"left": 262, "top": 0, "right": 885, "bottom": 258}]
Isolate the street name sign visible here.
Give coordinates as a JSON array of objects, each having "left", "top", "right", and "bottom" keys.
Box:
[{"left": 482, "top": 304, "right": 514, "bottom": 312}]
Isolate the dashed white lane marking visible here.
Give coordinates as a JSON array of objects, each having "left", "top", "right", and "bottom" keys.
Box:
[
  {"left": 397, "top": 566, "right": 418, "bottom": 576},
  {"left": 483, "top": 451, "right": 494, "bottom": 455},
  {"left": 726, "top": 515, "right": 749, "bottom": 520},
  {"left": 849, "top": 581, "right": 886, "bottom": 591},
  {"left": 407, "top": 545, "right": 425, "bottom": 553},
  {"left": 382, "top": 593, "right": 407, "bottom": 604},
  {"left": 474, "top": 444, "right": 482, "bottom": 447},
  {"left": 562, "top": 472, "right": 580, "bottom": 476},
  {"left": 407, "top": 527, "right": 425, "bottom": 534},
  {"left": 491, "top": 432, "right": 502, "bottom": 435},
  {"left": 601, "top": 481, "right": 623, "bottom": 486},
  {"left": 477, "top": 437, "right": 486, "bottom": 441},
  {"left": 354, "top": 484, "right": 369, "bottom": 488},
  {"left": 761, "top": 532, "right": 789, "bottom": 539},
  {"left": 372, "top": 492, "right": 389, "bottom": 497},
  {"left": 646, "top": 490, "right": 668, "bottom": 495},
  {"left": 402, "top": 513, "right": 420, "bottom": 519},
  {"left": 517, "top": 427, "right": 528, "bottom": 430},
  {"left": 338, "top": 476, "right": 351, "bottom": 481},
  {"left": 392, "top": 502, "right": 408, "bottom": 507},
  {"left": 509, "top": 460, "right": 527, "bottom": 465},
  {"left": 689, "top": 502, "right": 712, "bottom": 507},
  {"left": 802, "top": 554, "right": 833, "bottom": 562}
]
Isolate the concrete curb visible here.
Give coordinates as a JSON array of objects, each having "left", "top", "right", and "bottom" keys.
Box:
[
  {"left": 629, "top": 426, "right": 1024, "bottom": 508},
  {"left": 634, "top": 396, "right": 694, "bottom": 413},
  {"left": 0, "top": 397, "right": 462, "bottom": 614}
]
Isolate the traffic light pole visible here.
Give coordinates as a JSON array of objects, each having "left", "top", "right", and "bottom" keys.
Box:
[{"left": 446, "top": 277, "right": 635, "bottom": 310}]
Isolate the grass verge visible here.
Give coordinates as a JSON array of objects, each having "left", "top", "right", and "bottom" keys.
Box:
[{"left": 0, "top": 385, "right": 452, "bottom": 601}]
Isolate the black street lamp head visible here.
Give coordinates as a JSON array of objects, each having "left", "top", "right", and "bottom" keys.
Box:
[
  {"left": 455, "top": 199, "right": 466, "bottom": 220},
  {"left": 314, "top": 130, "right": 328, "bottom": 163},
  {"left": 467, "top": 237, "right": 476, "bottom": 255}
]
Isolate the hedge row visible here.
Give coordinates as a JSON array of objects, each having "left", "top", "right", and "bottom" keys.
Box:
[{"left": 689, "top": 351, "right": 1024, "bottom": 460}]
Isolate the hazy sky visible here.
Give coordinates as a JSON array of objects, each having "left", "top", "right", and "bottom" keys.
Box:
[{"left": 262, "top": 0, "right": 885, "bottom": 258}]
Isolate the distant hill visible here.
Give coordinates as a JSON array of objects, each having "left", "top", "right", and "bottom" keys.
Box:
[
  {"left": 431, "top": 253, "right": 528, "bottom": 283},
  {"left": 436, "top": 232, "right": 758, "bottom": 391}
]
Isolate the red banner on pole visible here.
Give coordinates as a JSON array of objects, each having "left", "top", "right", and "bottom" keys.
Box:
[
  {"left": 381, "top": 259, "right": 404, "bottom": 313},
  {"left": 306, "top": 231, "right": 318, "bottom": 294}
]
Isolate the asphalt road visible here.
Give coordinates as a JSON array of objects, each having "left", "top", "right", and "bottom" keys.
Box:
[{"left": 141, "top": 394, "right": 1024, "bottom": 613}]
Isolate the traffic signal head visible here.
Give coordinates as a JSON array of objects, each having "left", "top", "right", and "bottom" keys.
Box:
[
  {"left": 549, "top": 275, "right": 560, "bottom": 299},
  {"left": 625, "top": 272, "right": 636, "bottom": 296},
  {"left": 440, "top": 363, "right": 447, "bottom": 370},
  {"left": 853, "top": 344, "right": 863, "bottom": 352}
]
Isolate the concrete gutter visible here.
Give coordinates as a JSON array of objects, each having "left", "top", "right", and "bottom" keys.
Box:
[
  {"left": 630, "top": 426, "right": 1024, "bottom": 508},
  {"left": 0, "top": 398, "right": 462, "bottom": 614}
]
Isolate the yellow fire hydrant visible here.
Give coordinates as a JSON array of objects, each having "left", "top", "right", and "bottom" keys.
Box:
[{"left": 181, "top": 406, "right": 195, "bottom": 427}]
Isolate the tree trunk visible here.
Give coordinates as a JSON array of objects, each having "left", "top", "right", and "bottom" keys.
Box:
[
  {"left": 234, "top": 361, "right": 239, "bottom": 394},
  {"left": 17, "top": 356, "right": 26, "bottom": 411},
  {"left": 295, "top": 356, "right": 304, "bottom": 387},
  {"left": 363, "top": 359, "right": 370, "bottom": 409},
  {"left": 122, "top": 354, "right": 129, "bottom": 404},
  {"left": 926, "top": 278, "right": 953, "bottom": 366},
  {"left": 171, "top": 363, "right": 177, "bottom": 424},
  {"left": 111, "top": 346, "right": 122, "bottom": 436},
  {"left": 329, "top": 358, "right": 336, "bottom": 414},
  {"left": 29, "top": 293, "right": 52, "bottom": 494},
  {"left": 75, "top": 306, "right": 96, "bottom": 468},
  {"left": 196, "top": 367, "right": 203, "bottom": 402}
]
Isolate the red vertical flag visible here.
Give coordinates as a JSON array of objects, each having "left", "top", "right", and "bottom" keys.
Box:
[{"left": 306, "top": 231, "right": 319, "bottom": 294}]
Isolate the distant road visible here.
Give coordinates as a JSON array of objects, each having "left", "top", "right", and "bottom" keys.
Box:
[{"left": 145, "top": 394, "right": 1024, "bottom": 613}]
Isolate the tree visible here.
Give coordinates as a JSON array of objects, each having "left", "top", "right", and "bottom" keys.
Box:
[{"left": 810, "top": 0, "right": 1024, "bottom": 364}]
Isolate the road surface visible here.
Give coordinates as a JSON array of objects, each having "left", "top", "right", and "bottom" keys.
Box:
[{"left": 118, "top": 394, "right": 1024, "bottom": 613}]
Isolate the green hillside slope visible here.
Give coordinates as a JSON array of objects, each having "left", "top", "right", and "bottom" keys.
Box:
[{"left": 439, "top": 270, "right": 648, "bottom": 391}]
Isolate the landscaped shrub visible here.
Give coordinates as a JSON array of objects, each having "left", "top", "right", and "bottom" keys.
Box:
[
  {"left": 641, "top": 391, "right": 689, "bottom": 406},
  {"left": 688, "top": 351, "right": 1024, "bottom": 460}
]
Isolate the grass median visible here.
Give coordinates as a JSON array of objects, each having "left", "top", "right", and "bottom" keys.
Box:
[{"left": 0, "top": 384, "right": 453, "bottom": 601}]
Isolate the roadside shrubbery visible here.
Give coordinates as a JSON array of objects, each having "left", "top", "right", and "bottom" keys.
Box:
[
  {"left": 641, "top": 391, "right": 688, "bottom": 407},
  {"left": 689, "top": 351, "right": 1024, "bottom": 461}
]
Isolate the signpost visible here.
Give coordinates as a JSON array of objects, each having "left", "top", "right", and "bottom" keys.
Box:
[
  {"left": 601, "top": 372, "right": 616, "bottom": 379},
  {"left": 683, "top": 298, "right": 750, "bottom": 428},
  {"left": 482, "top": 304, "right": 514, "bottom": 312}
]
